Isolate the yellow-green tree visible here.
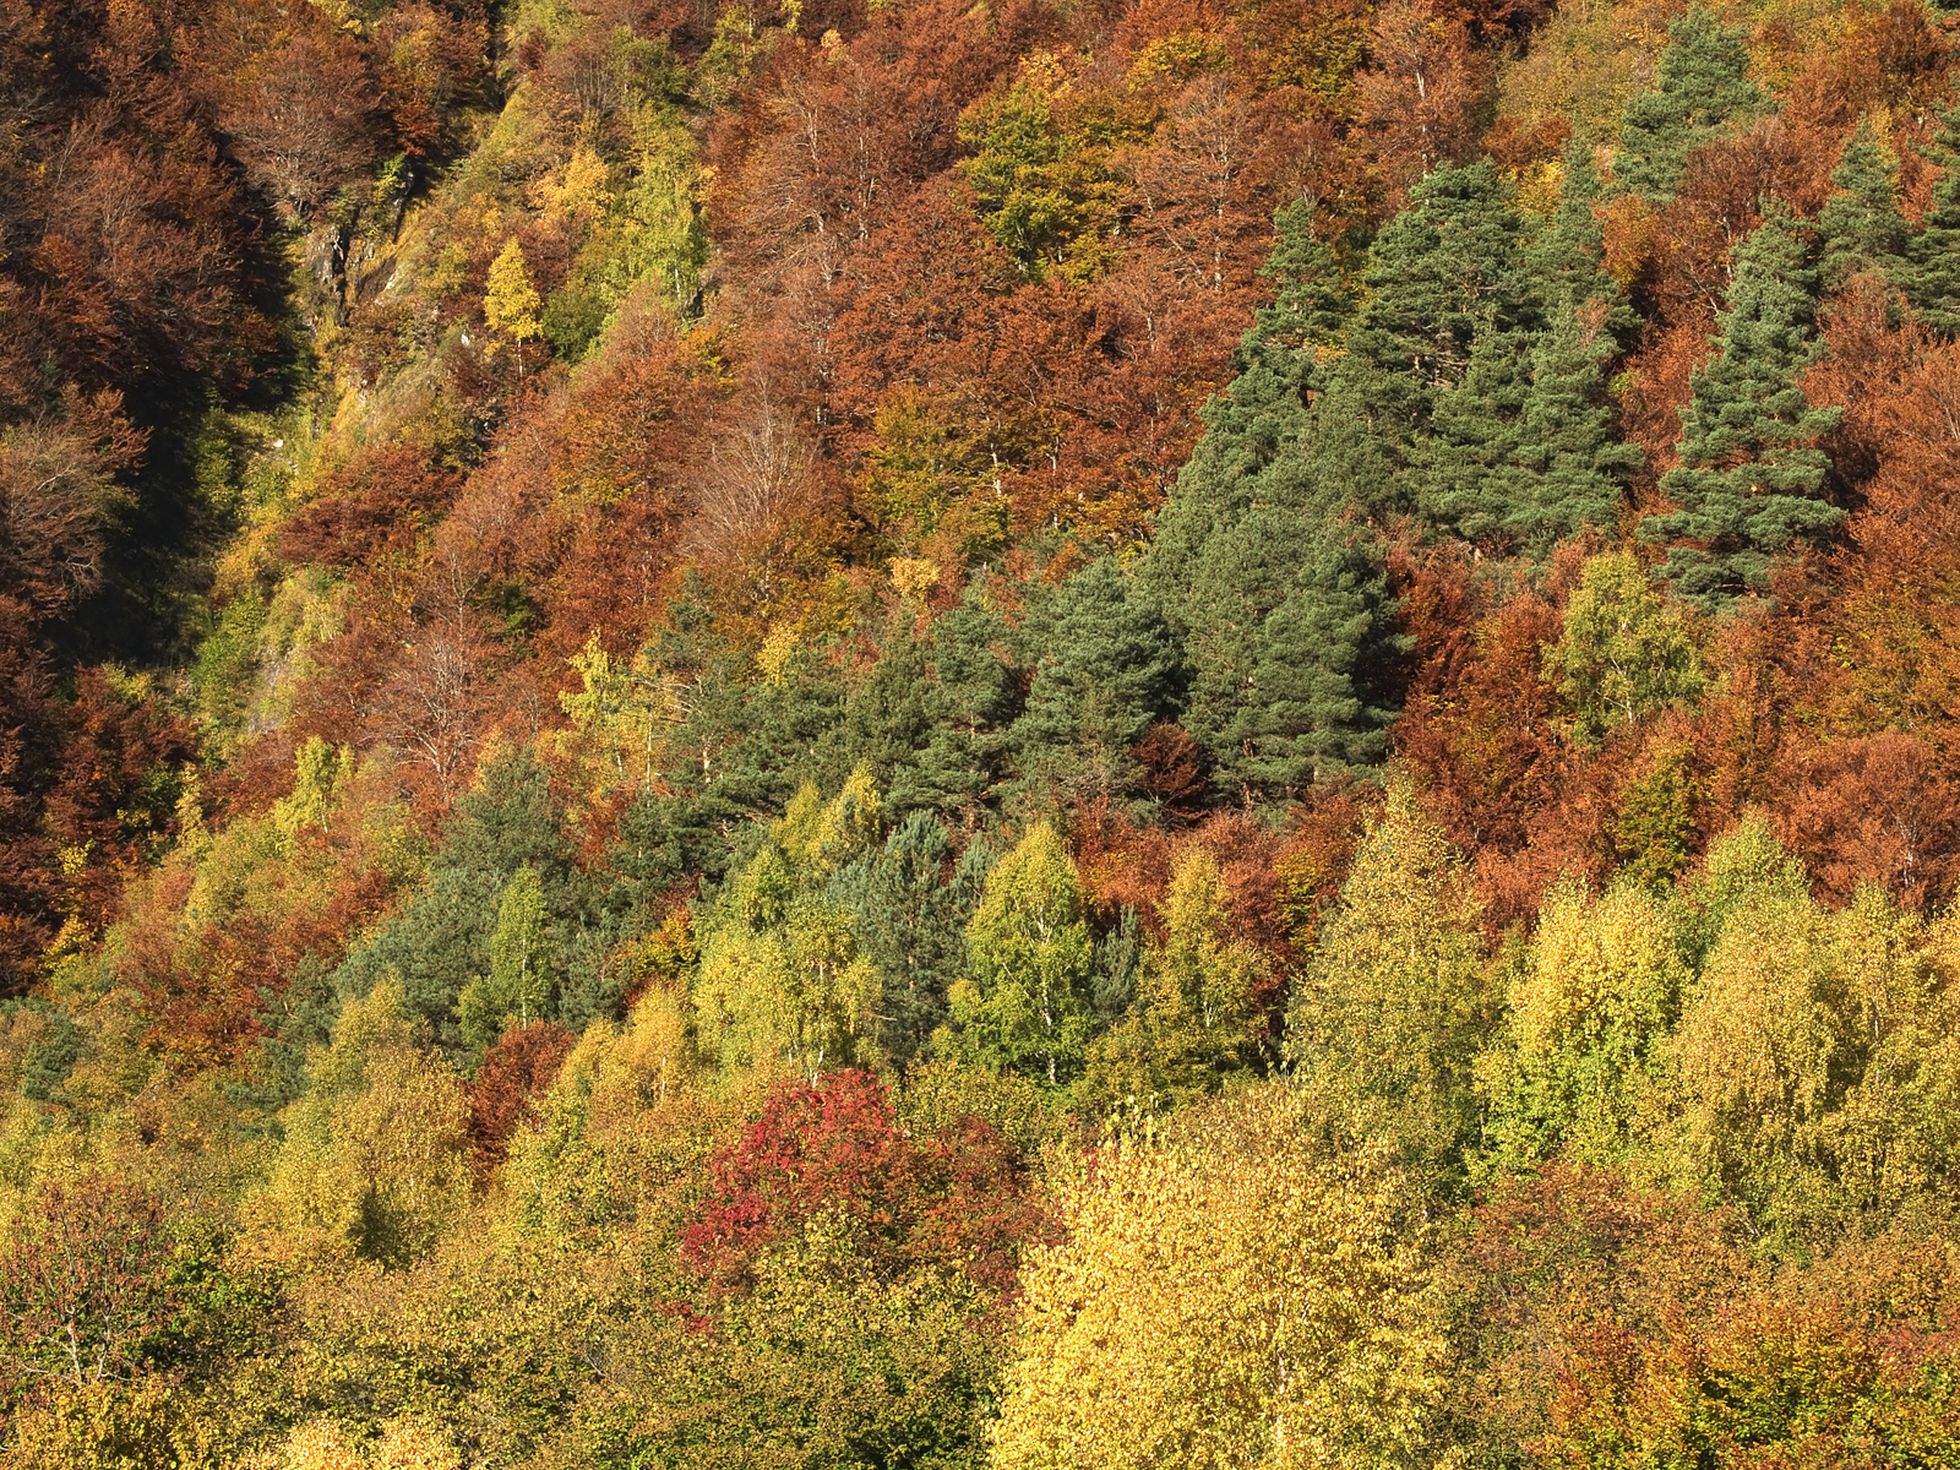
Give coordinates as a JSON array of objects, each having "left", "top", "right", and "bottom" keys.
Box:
[
  {"left": 1478, "top": 879, "right": 1688, "bottom": 1172},
  {"left": 247, "top": 980, "right": 471, "bottom": 1269},
  {"left": 1086, "top": 848, "right": 1267, "bottom": 1109},
  {"left": 1285, "top": 777, "right": 1489, "bottom": 1183},
  {"left": 948, "top": 822, "right": 1097, "bottom": 1087},
  {"left": 992, "top": 1083, "right": 1447, "bottom": 1470},
  {"left": 691, "top": 774, "right": 886, "bottom": 1080}
]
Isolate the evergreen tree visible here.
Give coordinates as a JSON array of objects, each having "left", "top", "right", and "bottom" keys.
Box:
[
  {"left": 1615, "top": 8, "right": 1763, "bottom": 201},
  {"left": 841, "top": 811, "right": 970, "bottom": 1066},
  {"left": 1414, "top": 321, "right": 1536, "bottom": 540},
  {"left": 1640, "top": 207, "right": 1845, "bottom": 608},
  {"left": 1817, "top": 119, "right": 1908, "bottom": 291},
  {"left": 1905, "top": 102, "right": 1960, "bottom": 333},
  {"left": 1420, "top": 150, "right": 1639, "bottom": 552},
  {"left": 1148, "top": 201, "right": 1352, "bottom": 607},
  {"left": 1013, "top": 559, "right": 1179, "bottom": 803},
  {"left": 1530, "top": 145, "right": 1639, "bottom": 346},
  {"left": 1180, "top": 506, "right": 1392, "bottom": 800},
  {"left": 1230, "top": 528, "right": 1402, "bottom": 792},
  {"left": 1306, "top": 163, "right": 1537, "bottom": 516},
  {"left": 1508, "top": 306, "right": 1642, "bottom": 549}
]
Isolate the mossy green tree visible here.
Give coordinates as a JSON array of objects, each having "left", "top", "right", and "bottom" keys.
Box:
[{"left": 1817, "top": 118, "right": 1908, "bottom": 291}]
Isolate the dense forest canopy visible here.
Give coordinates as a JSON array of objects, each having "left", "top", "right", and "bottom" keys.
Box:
[{"left": 8, "top": 0, "right": 1960, "bottom": 1463}]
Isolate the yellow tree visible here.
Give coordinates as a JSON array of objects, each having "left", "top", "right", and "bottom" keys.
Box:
[
  {"left": 992, "top": 1083, "right": 1448, "bottom": 1470},
  {"left": 1285, "top": 775, "right": 1489, "bottom": 1183},
  {"left": 1086, "top": 847, "right": 1267, "bottom": 1109},
  {"left": 1477, "top": 878, "right": 1688, "bottom": 1173},
  {"left": 246, "top": 980, "right": 472, "bottom": 1269},
  {"left": 484, "top": 237, "right": 543, "bottom": 370}
]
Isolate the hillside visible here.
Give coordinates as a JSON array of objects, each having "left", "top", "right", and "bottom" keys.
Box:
[{"left": 6, "top": 0, "right": 1960, "bottom": 1462}]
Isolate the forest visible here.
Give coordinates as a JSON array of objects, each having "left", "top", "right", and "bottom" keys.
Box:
[{"left": 5, "top": 0, "right": 1960, "bottom": 1462}]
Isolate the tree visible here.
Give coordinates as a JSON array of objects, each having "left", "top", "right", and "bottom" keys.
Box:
[
  {"left": 484, "top": 237, "right": 544, "bottom": 366},
  {"left": 1640, "top": 208, "right": 1845, "bottom": 608},
  {"left": 1285, "top": 776, "right": 1488, "bottom": 1183},
  {"left": 1086, "top": 847, "right": 1268, "bottom": 1108},
  {"left": 1542, "top": 550, "right": 1704, "bottom": 745},
  {"left": 1013, "top": 560, "right": 1179, "bottom": 804},
  {"left": 456, "top": 865, "right": 558, "bottom": 1054},
  {"left": 1817, "top": 119, "right": 1908, "bottom": 292},
  {"left": 1478, "top": 880, "right": 1688, "bottom": 1173},
  {"left": 992, "top": 1084, "right": 1449, "bottom": 1470},
  {"left": 248, "top": 980, "right": 472, "bottom": 1269},
  {"left": 948, "top": 822, "right": 1097, "bottom": 1087},
  {"left": 1306, "top": 162, "right": 1537, "bottom": 514},
  {"left": 1614, "top": 8, "right": 1763, "bottom": 201},
  {"left": 0, "top": 1174, "right": 176, "bottom": 1393},
  {"left": 1145, "top": 200, "right": 1353, "bottom": 604},
  {"left": 1904, "top": 102, "right": 1960, "bottom": 333}
]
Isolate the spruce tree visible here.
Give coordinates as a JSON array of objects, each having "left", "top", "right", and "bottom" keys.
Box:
[
  {"left": 1640, "top": 207, "right": 1845, "bottom": 608},
  {"left": 1420, "top": 151, "right": 1638, "bottom": 553},
  {"left": 1182, "top": 507, "right": 1399, "bottom": 801},
  {"left": 1905, "top": 103, "right": 1960, "bottom": 333},
  {"left": 1615, "top": 8, "right": 1763, "bottom": 201},
  {"left": 1232, "top": 529, "right": 1401, "bottom": 790},
  {"left": 1509, "top": 306, "right": 1643, "bottom": 549},
  {"left": 1817, "top": 119, "right": 1907, "bottom": 291}
]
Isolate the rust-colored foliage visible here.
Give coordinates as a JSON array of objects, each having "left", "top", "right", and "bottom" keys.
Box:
[
  {"left": 468, "top": 1020, "right": 578, "bottom": 1173},
  {"left": 681, "top": 1068, "right": 1050, "bottom": 1296}
]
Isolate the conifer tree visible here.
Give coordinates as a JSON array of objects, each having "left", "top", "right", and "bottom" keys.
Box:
[
  {"left": 1530, "top": 146, "right": 1639, "bottom": 346},
  {"left": 1181, "top": 507, "right": 1399, "bottom": 801},
  {"left": 1905, "top": 103, "right": 1960, "bottom": 333},
  {"left": 1615, "top": 8, "right": 1763, "bottom": 201},
  {"left": 1148, "top": 201, "right": 1352, "bottom": 606},
  {"left": 1231, "top": 529, "right": 1402, "bottom": 791},
  {"left": 1817, "top": 119, "right": 1908, "bottom": 291},
  {"left": 1308, "top": 162, "right": 1537, "bottom": 515},
  {"left": 1508, "top": 307, "right": 1643, "bottom": 548},
  {"left": 1419, "top": 151, "right": 1638, "bottom": 553},
  {"left": 1640, "top": 207, "right": 1844, "bottom": 608},
  {"left": 1013, "top": 559, "right": 1178, "bottom": 802}
]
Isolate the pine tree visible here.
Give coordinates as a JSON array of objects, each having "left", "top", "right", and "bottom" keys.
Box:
[
  {"left": 1414, "top": 321, "right": 1535, "bottom": 541},
  {"left": 1905, "top": 103, "right": 1960, "bottom": 333},
  {"left": 1013, "top": 559, "right": 1179, "bottom": 802},
  {"left": 1615, "top": 8, "right": 1763, "bottom": 201},
  {"left": 1420, "top": 151, "right": 1638, "bottom": 552},
  {"left": 1231, "top": 528, "right": 1402, "bottom": 792},
  {"left": 1817, "top": 119, "right": 1907, "bottom": 291},
  {"left": 1308, "top": 162, "right": 1538, "bottom": 516},
  {"left": 1530, "top": 145, "right": 1639, "bottom": 346},
  {"left": 1508, "top": 306, "right": 1643, "bottom": 549},
  {"left": 1147, "top": 201, "right": 1352, "bottom": 608},
  {"left": 1640, "top": 207, "right": 1844, "bottom": 608}
]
